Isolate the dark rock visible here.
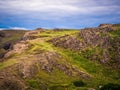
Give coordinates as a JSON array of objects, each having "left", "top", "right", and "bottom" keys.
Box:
[{"left": 3, "top": 43, "right": 11, "bottom": 50}]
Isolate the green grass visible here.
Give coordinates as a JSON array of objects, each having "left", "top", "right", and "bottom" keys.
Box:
[
  {"left": 0, "top": 30, "right": 26, "bottom": 47},
  {"left": 0, "top": 59, "right": 16, "bottom": 70},
  {"left": 110, "top": 28, "right": 120, "bottom": 37},
  {"left": 25, "top": 30, "right": 120, "bottom": 89},
  {"left": 27, "top": 69, "right": 79, "bottom": 90},
  {"left": 53, "top": 48, "right": 120, "bottom": 89},
  {"left": 37, "top": 30, "right": 79, "bottom": 39},
  {"left": 27, "top": 39, "right": 54, "bottom": 54},
  {"left": 1, "top": 29, "right": 120, "bottom": 90}
]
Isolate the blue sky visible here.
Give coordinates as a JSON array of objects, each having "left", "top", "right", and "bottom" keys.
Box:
[{"left": 0, "top": 0, "right": 120, "bottom": 30}]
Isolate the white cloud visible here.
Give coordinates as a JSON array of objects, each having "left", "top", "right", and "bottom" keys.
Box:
[
  {"left": 9, "top": 27, "right": 28, "bottom": 30},
  {"left": 0, "top": 0, "right": 120, "bottom": 18},
  {"left": 0, "top": 27, "right": 28, "bottom": 30},
  {"left": 0, "top": 0, "right": 80, "bottom": 15},
  {"left": 0, "top": 28, "right": 6, "bottom": 30}
]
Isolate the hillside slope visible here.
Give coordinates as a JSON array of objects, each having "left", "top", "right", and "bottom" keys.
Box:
[
  {"left": 0, "top": 30, "right": 27, "bottom": 60},
  {"left": 0, "top": 25, "right": 120, "bottom": 90}
]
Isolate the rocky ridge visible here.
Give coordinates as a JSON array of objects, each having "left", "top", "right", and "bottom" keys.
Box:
[
  {"left": 0, "top": 24, "right": 120, "bottom": 90},
  {"left": 50, "top": 25, "right": 120, "bottom": 68}
]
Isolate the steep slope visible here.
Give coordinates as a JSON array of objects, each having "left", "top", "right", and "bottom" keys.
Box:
[{"left": 0, "top": 25, "right": 120, "bottom": 90}]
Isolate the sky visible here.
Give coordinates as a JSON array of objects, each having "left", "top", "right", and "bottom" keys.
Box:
[{"left": 0, "top": 0, "right": 120, "bottom": 30}]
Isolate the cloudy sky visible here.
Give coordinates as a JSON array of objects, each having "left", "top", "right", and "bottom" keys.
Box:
[{"left": 0, "top": 0, "right": 120, "bottom": 30}]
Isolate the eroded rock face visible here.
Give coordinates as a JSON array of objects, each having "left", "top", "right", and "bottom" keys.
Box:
[
  {"left": 0, "top": 30, "right": 27, "bottom": 60},
  {"left": 0, "top": 71, "right": 26, "bottom": 90},
  {"left": 50, "top": 27, "right": 113, "bottom": 51},
  {"left": 50, "top": 26, "right": 120, "bottom": 68},
  {"left": 0, "top": 79, "right": 25, "bottom": 90},
  {"left": 49, "top": 35, "right": 86, "bottom": 51},
  {"left": 0, "top": 51, "right": 90, "bottom": 90},
  {"left": 14, "top": 52, "right": 90, "bottom": 79},
  {"left": 4, "top": 41, "right": 30, "bottom": 58},
  {"left": 99, "top": 24, "right": 120, "bottom": 28},
  {"left": 79, "top": 27, "right": 112, "bottom": 48}
]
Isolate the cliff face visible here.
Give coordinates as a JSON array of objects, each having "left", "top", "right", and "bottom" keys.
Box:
[{"left": 0, "top": 24, "right": 120, "bottom": 90}]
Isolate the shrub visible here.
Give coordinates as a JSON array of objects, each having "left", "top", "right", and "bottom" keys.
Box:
[
  {"left": 73, "top": 80, "right": 85, "bottom": 87},
  {"left": 100, "top": 83, "right": 120, "bottom": 90}
]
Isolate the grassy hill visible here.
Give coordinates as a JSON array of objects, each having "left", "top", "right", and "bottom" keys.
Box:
[{"left": 0, "top": 25, "right": 120, "bottom": 90}]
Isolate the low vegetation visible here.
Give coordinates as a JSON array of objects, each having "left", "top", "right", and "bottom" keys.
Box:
[{"left": 0, "top": 25, "right": 120, "bottom": 90}]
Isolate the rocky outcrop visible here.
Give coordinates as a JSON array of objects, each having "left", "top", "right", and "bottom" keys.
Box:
[
  {"left": 0, "top": 51, "right": 90, "bottom": 90},
  {"left": 79, "top": 27, "right": 112, "bottom": 48},
  {"left": 0, "top": 30, "right": 27, "bottom": 61},
  {"left": 0, "top": 24, "right": 120, "bottom": 89},
  {"left": 4, "top": 41, "right": 30, "bottom": 58},
  {"left": 49, "top": 35, "right": 86, "bottom": 51},
  {"left": 22, "top": 29, "right": 44, "bottom": 40},
  {"left": 99, "top": 24, "right": 113, "bottom": 28},
  {"left": 50, "top": 25, "right": 120, "bottom": 68},
  {"left": 14, "top": 52, "right": 90, "bottom": 79},
  {"left": 50, "top": 27, "right": 113, "bottom": 51},
  {"left": 99, "top": 24, "right": 120, "bottom": 28},
  {"left": 79, "top": 27, "right": 120, "bottom": 67}
]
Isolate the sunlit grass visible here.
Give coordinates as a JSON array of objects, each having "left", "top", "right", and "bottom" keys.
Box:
[
  {"left": 37, "top": 30, "right": 79, "bottom": 38},
  {"left": 0, "top": 59, "right": 16, "bottom": 70}
]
